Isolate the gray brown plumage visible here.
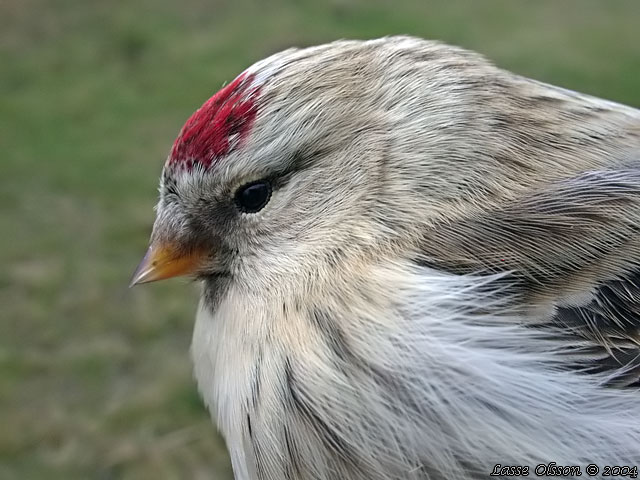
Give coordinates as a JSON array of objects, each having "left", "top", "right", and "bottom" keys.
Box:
[{"left": 132, "top": 36, "right": 640, "bottom": 479}]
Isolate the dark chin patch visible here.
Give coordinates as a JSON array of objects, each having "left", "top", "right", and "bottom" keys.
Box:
[{"left": 201, "top": 272, "right": 232, "bottom": 311}]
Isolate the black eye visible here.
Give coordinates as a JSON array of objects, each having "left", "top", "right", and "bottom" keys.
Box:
[{"left": 234, "top": 180, "right": 272, "bottom": 213}]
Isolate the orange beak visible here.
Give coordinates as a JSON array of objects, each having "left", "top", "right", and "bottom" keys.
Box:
[{"left": 129, "top": 243, "right": 206, "bottom": 286}]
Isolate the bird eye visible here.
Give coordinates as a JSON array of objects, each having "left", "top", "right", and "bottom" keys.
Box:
[{"left": 234, "top": 180, "right": 272, "bottom": 213}]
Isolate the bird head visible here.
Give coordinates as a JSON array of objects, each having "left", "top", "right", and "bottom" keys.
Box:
[
  {"left": 130, "top": 41, "right": 416, "bottom": 295},
  {"left": 131, "top": 36, "right": 528, "bottom": 296}
]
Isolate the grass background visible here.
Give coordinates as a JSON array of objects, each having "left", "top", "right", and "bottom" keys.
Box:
[{"left": 1, "top": 0, "right": 638, "bottom": 478}]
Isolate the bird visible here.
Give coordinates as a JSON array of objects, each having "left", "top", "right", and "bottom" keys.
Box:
[{"left": 131, "top": 36, "right": 640, "bottom": 479}]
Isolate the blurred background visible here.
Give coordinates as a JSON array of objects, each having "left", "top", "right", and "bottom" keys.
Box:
[{"left": 1, "top": 0, "right": 638, "bottom": 478}]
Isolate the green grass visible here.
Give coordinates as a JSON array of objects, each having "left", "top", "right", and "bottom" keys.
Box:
[{"left": 1, "top": 0, "right": 638, "bottom": 478}]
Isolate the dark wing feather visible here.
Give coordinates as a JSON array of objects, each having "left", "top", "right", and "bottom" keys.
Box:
[
  {"left": 419, "top": 168, "right": 640, "bottom": 386},
  {"left": 553, "top": 271, "right": 640, "bottom": 386}
]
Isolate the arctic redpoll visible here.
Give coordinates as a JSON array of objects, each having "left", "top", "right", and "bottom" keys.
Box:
[{"left": 132, "top": 36, "right": 640, "bottom": 479}]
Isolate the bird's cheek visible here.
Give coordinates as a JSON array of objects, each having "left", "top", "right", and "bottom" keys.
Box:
[{"left": 129, "top": 242, "right": 208, "bottom": 286}]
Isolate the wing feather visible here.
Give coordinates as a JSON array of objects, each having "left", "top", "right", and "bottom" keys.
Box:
[{"left": 419, "top": 167, "right": 640, "bottom": 385}]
